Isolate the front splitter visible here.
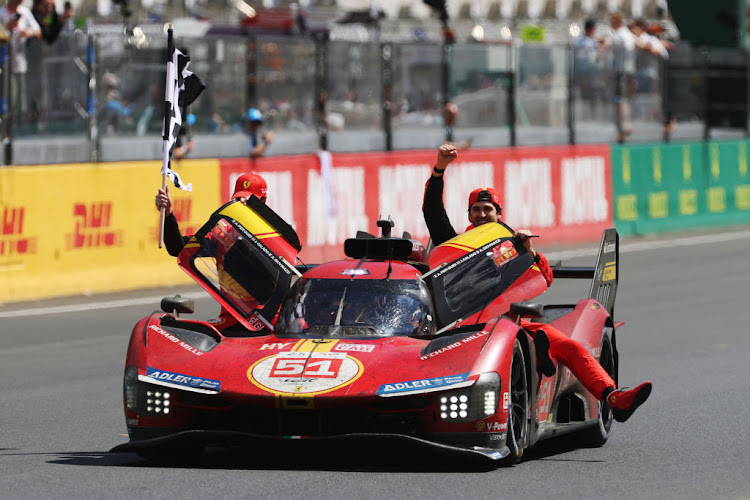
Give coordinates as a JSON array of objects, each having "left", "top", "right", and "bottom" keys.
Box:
[{"left": 111, "top": 429, "right": 510, "bottom": 462}]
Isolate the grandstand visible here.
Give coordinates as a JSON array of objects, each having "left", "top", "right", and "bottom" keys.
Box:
[{"left": 70, "top": 0, "right": 672, "bottom": 32}]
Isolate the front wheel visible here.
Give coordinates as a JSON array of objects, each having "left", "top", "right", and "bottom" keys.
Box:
[{"left": 504, "top": 338, "right": 529, "bottom": 465}]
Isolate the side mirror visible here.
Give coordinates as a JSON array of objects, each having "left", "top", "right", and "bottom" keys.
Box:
[
  {"left": 160, "top": 294, "right": 195, "bottom": 317},
  {"left": 509, "top": 302, "right": 544, "bottom": 324}
]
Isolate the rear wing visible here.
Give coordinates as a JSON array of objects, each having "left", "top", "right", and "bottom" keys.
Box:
[{"left": 551, "top": 228, "right": 619, "bottom": 317}]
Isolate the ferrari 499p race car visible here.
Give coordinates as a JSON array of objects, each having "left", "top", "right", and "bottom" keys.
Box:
[{"left": 113, "top": 197, "right": 622, "bottom": 465}]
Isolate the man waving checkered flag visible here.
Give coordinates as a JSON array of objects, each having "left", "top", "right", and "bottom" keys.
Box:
[{"left": 159, "top": 27, "right": 205, "bottom": 248}]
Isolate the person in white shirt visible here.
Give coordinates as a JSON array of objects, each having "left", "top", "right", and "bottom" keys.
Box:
[
  {"left": 631, "top": 18, "right": 671, "bottom": 94},
  {"left": 0, "top": 0, "right": 41, "bottom": 125},
  {"left": 601, "top": 12, "right": 644, "bottom": 143},
  {"left": 574, "top": 19, "right": 606, "bottom": 114}
]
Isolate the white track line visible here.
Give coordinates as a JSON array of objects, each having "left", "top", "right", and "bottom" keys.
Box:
[
  {"left": 546, "top": 229, "right": 750, "bottom": 261},
  {"left": 2, "top": 229, "right": 749, "bottom": 318},
  {"left": 0, "top": 292, "right": 209, "bottom": 318}
]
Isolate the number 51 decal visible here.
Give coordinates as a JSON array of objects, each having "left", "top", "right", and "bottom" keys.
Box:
[{"left": 269, "top": 357, "right": 344, "bottom": 378}]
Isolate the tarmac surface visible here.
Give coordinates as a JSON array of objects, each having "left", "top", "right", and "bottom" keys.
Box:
[{"left": 1, "top": 227, "right": 749, "bottom": 499}]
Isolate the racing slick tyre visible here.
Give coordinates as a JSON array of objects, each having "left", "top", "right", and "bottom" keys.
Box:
[
  {"left": 577, "top": 331, "right": 616, "bottom": 447},
  {"left": 503, "top": 339, "right": 529, "bottom": 465}
]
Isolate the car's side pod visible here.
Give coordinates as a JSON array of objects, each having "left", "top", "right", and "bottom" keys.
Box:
[{"left": 550, "top": 228, "right": 619, "bottom": 318}]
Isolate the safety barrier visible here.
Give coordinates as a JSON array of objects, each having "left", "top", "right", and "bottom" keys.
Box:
[
  {"left": 612, "top": 140, "right": 750, "bottom": 236},
  {"left": 0, "top": 159, "right": 222, "bottom": 303},
  {"left": 1, "top": 145, "right": 613, "bottom": 303}
]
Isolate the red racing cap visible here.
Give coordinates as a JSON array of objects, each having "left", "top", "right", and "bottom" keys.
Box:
[
  {"left": 468, "top": 187, "right": 502, "bottom": 212},
  {"left": 232, "top": 173, "right": 268, "bottom": 200}
]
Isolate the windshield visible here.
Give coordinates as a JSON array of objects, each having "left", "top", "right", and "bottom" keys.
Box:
[{"left": 275, "top": 278, "right": 436, "bottom": 339}]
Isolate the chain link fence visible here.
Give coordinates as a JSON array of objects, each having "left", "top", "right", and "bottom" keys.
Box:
[{"left": 0, "top": 29, "right": 746, "bottom": 164}]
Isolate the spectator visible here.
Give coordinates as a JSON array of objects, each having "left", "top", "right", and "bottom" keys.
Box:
[
  {"left": 442, "top": 101, "right": 472, "bottom": 150},
  {"left": 99, "top": 89, "right": 132, "bottom": 134},
  {"left": 601, "top": 12, "right": 644, "bottom": 143},
  {"left": 247, "top": 108, "right": 274, "bottom": 159},
  {"left": 631, "top": 18, "right": 670, "bottom": 94},
  {"left": 0, "top": 0, "right": 41, "bottom": 126},
  {"left": 573, "top": 19, "right": 605, "bottom": 114},
  {"left": 662, "top": 111, "right": 676, "bottom": 142},
  {"left": 173, "top": 112, "right": 195, "bottom": 160},
  {"left": 31, "top": 0, "right": 72, "bottom": 45}
]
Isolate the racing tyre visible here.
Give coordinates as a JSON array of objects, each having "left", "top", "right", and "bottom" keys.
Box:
[
  {"left": 504, "top": 339, "right": 529, "bottom": 465},
  {"left": 577, "top": 331, "right": 615, "bottom": 447}
]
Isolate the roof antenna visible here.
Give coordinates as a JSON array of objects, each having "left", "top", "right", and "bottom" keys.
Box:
[
  {"left": 375, "top": 216, "right": 395, "bottom": 279},
  {"left": 377, "top": 216, "right": 394, "bottom": 238}
]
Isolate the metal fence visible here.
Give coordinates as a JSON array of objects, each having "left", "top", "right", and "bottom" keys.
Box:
[{"left": 1, "top": 29, "right": 747, "bottom": 165}]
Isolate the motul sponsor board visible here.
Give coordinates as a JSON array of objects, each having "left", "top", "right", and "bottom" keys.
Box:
[{"left": 220, "top": 145, "right": 614, "bottom": 262}]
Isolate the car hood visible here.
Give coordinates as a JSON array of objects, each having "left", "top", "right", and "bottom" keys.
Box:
[{"left": 140, "top": 319, "right": 505, "bottom": 404}]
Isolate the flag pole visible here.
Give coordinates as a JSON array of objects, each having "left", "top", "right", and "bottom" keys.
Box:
[{"left": 158, "top": 25, "right": 175, "bottom": 249}]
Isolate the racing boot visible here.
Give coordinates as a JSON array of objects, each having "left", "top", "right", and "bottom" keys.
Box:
[
  {"left": 533, "top": 329, "right": 556, "bottom": 378},
  {"left": 603, "top": 382, "right": 653, "bottom": 423}
]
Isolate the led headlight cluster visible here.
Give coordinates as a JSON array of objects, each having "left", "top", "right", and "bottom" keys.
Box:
[
  {"left": 145, "top": 389, "right": 172, "bottom": 415},
  {"left": 123, "top": 366, "right": 173, "bottom": 417},
  {"left": 483, "top": 389, "right": 497, "bottom": 416},
  {"left": 440, "top": 393, "right": 470, "bottom": 420},
  {"left": 438, "top": 372, "right": 501, "bottom": 422}
]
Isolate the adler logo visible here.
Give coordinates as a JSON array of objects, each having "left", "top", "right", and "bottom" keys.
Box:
[{"left": 603, "top": 242, "right": 616, "bottom": 253}]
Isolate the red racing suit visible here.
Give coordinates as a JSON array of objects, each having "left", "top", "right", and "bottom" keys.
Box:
[{"left": 423, "top": 175, "right": 615, "bottom": 398}]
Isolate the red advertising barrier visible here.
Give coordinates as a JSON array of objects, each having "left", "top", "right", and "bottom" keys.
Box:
[{"left": 219, "top": 144, "right": 613, "bottom": 263}]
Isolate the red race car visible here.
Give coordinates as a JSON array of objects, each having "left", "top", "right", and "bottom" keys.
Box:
[{"left": 113, "top": 197, "right": 621, "bottom": 465}]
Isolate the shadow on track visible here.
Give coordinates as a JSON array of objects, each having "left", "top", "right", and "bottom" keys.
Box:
[
  {"left": 50, "top": 440, "right": 504, "bottom": 472},
  {"left": 47, "top": 433, "right": 598, "bottom": 472},
  {"left": 520, "top": 433, "right": 607, "bottom": 463}
]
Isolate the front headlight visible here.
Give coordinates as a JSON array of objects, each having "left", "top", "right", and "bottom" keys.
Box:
[
  {"left": 438, "top": 372, "right": 500, "bottom": 422},
  {"left": 123, "top": 366, "right": 173, "bottom": 417},
  {"left": 145, "top": 389, "right": 172, "bottom": 415}
]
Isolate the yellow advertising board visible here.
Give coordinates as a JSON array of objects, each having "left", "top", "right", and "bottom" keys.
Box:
[{"left": 0, "top": 159, "right": 221, "bottom": 303}]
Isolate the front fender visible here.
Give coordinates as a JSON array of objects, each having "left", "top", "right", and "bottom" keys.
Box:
[{"left": 124, "top": 313, "right": 159, "bottom": 372}]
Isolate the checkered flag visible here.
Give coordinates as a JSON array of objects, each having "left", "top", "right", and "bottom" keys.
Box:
[{"left": 161, "top": 32, "right": 205, "bottom": 191}]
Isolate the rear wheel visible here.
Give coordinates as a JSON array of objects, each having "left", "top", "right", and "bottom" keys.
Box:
[
  {"left": 578, "top": 332, "right": 615, "bottom": 447},
  {"left": 504, "top": 339, "right": 529, "bottom": 465}
]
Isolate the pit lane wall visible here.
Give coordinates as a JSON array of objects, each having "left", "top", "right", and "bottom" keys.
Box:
[
  {"left": 612, "top": 140, "right": 750, "bottom": 236},
  {"left": 1, "top": 145, "right": 613, "bottom": 303}
]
